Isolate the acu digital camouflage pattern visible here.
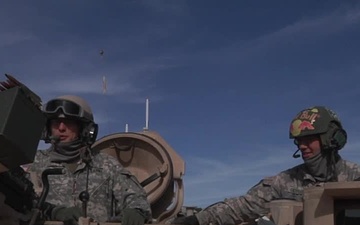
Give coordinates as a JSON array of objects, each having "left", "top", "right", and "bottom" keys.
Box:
[
  {"left": 195, "top": 158, "right": 360, "bottom": 225},
  {"left": 28, "top": 149, "right": 152, "bottom": 222}
]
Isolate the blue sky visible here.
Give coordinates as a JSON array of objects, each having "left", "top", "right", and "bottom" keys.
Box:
[{"left": 2, "top": 0, "right": 360, "bottom": 208}]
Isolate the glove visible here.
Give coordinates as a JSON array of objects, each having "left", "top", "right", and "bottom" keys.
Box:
[
  {"left": 51, "top": 206, "right": 82, "bottom": 225},
  {"left": 121, "top": 208, "right": 146, "bottom": 225},
  {"left": 257, "top": 218, "right": 276, "bottom": 225},
  {"left": 171, "top": 215, "right": 199, "bottom": 225}
]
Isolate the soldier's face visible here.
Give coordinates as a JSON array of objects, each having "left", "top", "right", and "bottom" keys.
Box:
[
  {"left": 296, "top": 135, "right": 321, "bottom": 159},
  {"left": 49, "top": 118, "right": 80, "bottom": 142}
]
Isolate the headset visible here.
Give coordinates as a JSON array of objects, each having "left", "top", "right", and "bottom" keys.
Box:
[
  {"left": 81, "top": 122, "right": 98, "bottom": 145},
  {"left": 323, "top": 122, "right": 347, "bottom": 151}
]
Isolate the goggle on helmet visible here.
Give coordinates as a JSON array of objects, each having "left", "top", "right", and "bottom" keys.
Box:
[{"left": 43, "top": 96, "right": 94, "bottom": 123}]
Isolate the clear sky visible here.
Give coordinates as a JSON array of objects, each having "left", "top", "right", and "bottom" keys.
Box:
[{"left": 1, "top": 0, "right": 360, "bottom": 208}]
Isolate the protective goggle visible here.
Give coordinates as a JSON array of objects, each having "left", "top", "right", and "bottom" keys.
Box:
[{"left": 43, "top": 99, "right": 91, "bottom": 120}]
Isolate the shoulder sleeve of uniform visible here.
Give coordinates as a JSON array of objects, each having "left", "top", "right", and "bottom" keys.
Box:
[
  {"left": 263, "top": 176, "right": 276, "bottom": 186},
  {"left": 196, "top": 175, "right": 281, "bottom": 225},
  {"left": 97, "top": 152, "right": 144, "bottom": 178},
  {"left": 337, "top": 159, "right": 360, "bottom": 181},
  {"left": 95, "top": 152, "right": 124, "bottom": 171},
  {"left": 247, "top": 175, "right": 276, "bottom": 192},
  {"left": 97, "top": 152, "right": 152, "bottom": 219},
  {"left": 28, "top": 149, "right": 51, "bottom": 171}
]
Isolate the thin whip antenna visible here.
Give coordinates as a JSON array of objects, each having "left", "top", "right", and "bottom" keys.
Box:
[{"left": 143, "top": 98, "right": 149, "bottom": 131}]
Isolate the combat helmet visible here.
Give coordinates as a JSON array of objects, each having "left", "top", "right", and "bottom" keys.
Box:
[
  {"left": 289, "top": 106, "right": 347, "bottom": 151},
  {"left": 42, "top": 95, "right": 98, "bottom": 145}
]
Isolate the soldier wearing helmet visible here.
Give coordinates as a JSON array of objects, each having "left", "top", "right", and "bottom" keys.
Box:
[
  {"left": 28, "top": 95, "right": 151, "bottom": 225},
  {"left": 172, "top": 106, "right": 360, "bottom": 225},
  {"left": 289, "top": 106, "right": 348, "bottom": 181}
]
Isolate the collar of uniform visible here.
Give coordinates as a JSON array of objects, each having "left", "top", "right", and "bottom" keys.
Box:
[
  {"left": 64, "top": 161, "right": 86, "bottom": 174},
  {"left": 69, "top": 159, "right": 90, "bottom": 174},
  {"left": 47, "top": 159, "right": 87, "bottom": 174}
]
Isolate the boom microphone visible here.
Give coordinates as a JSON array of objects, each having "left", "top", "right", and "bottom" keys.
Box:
[
  {"left": 49, "top": 136, "right": 60, "bottom": 144},
  {"left": 292, "top": 149, "right": 301, "bottom": 158}
]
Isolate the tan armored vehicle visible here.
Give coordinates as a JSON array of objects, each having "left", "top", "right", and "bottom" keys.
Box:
[{"left": 266, "top": 181, "right": 360, "bottom": 225}]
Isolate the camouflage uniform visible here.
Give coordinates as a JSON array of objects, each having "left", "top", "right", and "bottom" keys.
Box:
[
  {"left": 28, "top": 148, "right": 152, "bottom": 222},
  {"left": 195, "top": 157, "right": 360, "bottom": 225}
]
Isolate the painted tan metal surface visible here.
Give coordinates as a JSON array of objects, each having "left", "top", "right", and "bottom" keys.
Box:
[{"left": 267, "top": 181, "right": 360, "bottom": 225}]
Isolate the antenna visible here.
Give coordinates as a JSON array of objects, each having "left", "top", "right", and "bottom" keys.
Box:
[
  {"left": 102, "top": 75, "right": 107, "bottom": 94},
  {"left": 143, "top": 98, "right": 149, "bottom": 131},
  {"left": 125, "top": 123, "right": 129, "bottom": 132}
]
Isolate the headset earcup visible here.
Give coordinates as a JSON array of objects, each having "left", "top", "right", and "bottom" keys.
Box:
[
  {"left": 40, "top": 123, "right": 51, "bottom": 143},
  {"left": 321, "top": 122, "right": 347, "bottom": 151},
  {"left": 90, "top": 123, "right": 99, "bottom": 143},
  {"left": 331, "top": 128, "right": 347, "bottom": 150},
  {"left": 81, "top": 122, "right": 98, "bottom": 145}
]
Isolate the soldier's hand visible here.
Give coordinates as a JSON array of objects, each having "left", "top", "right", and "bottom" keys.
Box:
[
  {"left": 51, "top": 206, "right": 82, "bottom": 225},
  {"left": 171, "top": 215, "right": 200, "bottom": 225},
  {"left": 122, "top": 208, "right": 146, "bottom": 225},
  {"left": 256, "top": 217, "right": 277, "bottom": 225}
]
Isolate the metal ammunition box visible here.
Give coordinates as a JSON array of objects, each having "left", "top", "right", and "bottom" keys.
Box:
[{"left": 0, "top": 86, "right": 46, "bottom": 170}]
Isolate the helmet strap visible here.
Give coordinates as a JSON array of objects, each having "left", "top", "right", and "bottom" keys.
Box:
[{"left": 324, "top": 149, "right": 341, "bottom": 182}]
